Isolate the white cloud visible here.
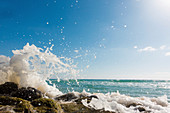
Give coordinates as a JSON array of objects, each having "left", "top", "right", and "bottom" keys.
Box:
[
  {"left": 165, "top": 52, "right": 170, "bottom": 56},
  {"left": 160, "top": 45, "right": 166, "bottom": 50},
  {"left": 136, "top": 45, "right": 170, "bottom": 57},
  {"left": 138, "top": 46, "right": 156, "bottom": 52}
]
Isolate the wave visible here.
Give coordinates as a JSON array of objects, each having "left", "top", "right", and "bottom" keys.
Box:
[{"left": 0, "top": 43, "right": 78, "bottom": 97}]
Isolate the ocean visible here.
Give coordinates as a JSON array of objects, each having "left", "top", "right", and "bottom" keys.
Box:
[{"left": 50, "top": 79, "right": 170, "bottom": 101}]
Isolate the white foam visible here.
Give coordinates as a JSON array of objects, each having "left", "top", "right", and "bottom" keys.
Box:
[
  {"left": 81, "top": 91, "right": 170, "bottom": 113},
  {"left": 0, "top": 43, "right": 78, "bottom": 97}
]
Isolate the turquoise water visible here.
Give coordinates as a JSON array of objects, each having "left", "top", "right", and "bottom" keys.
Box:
[{"left": 48, "top": 79, "right": 170, "bottom": 100}]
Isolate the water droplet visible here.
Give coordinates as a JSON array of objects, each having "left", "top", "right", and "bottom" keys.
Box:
[
  {"left": 61, "top": 29, "right": 63, "bottom": 33},
  {"left": 111, "top": 26, "right": 114, "bottom": 28},
  {"left": 124, "top": 25, "right": 127, "bottom": 28}
]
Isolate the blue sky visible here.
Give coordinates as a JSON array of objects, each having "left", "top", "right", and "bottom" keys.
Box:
[{"left": 1, "top": 0, "right": 170, "bottom": 79}]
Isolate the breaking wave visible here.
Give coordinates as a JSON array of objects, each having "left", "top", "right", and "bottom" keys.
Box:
[{"left": 0, "top": 43, "right": 78, "bottom": 97}]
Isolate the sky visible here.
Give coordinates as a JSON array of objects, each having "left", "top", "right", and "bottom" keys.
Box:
[{"left": 1, "top": 0, "right": 170, "bottom": 79}]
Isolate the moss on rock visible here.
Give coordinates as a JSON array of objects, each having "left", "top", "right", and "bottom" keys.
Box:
[
  {"left": 0, "top": 96, "right": 63, "bottom": 113},
  {"left": 31, "top": 98, "right": 63, "bottom": 113},
  {"left": 0, "top": 96, "right": 34, "bottom": 112},
  {"left": 61, "top": 102, "right": 114, "bottom": 113}
]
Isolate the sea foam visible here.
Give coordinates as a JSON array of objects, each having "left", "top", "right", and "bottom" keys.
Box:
[
  {"left": 81, "top": 91, "right": 170, "bottom": 113},
  {"left": 0, "top": 43, "right": 78, "bottom": 97}
]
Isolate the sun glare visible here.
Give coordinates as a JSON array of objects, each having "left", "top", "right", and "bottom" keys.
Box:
[
  {"left": 153, "top": 0, "right": 170, "bottom": 11},
  {"left": 143, "top": 0, "right": 170, "bottom": 22}
]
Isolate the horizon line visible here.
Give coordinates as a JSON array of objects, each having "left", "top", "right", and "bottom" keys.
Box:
[{"left": 50, "top": 78, "right": 170, "bottom": 80}]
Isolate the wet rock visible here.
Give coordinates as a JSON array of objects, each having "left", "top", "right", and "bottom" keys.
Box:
[
  {"left": 31, "top": 98, "right": 63, "bottom": 113},
  {"left": 0, "top": 96, "right": 63, "bottom": 113},
  {"left": 134, "top": 106, "right": 146, "bottom": 112},
  {"left": 89, "top": 95, "right": 98, "bottom": 99},
  {"left": 0, "top": 82, "right": 18, "bottom": 95},
  {"left": 0, "top": 105, "right": 15, "bottom": 113},
  {"left": 0, "top": 96, "right": 34, "bottom": 112},
  {"left": 55, "top": 92, "right": 78, "bottom": 101},
  {"left": 11, "top": 87, "right": 42, "bottom": 101},
  {"left": 87, "top": 95, "right": 98, "bottom": 103},
  {"left": 126, "top": 103, "right": 142, "bottom": 107},
  {"left": 55, "top": 92, "right": 98, "bottom": 104},
  {"left": 75, "top": 95, "right": 98, "bottom": 104},
  {"left": 61, "top": 102, "right": 115, "bottom": 113}
]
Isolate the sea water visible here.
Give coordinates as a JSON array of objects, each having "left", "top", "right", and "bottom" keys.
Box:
[
  {"left": 1, "top": 43, "right": 170, "bottom": 113},
  {"left": 50, "top": 79, "right": 170, "bottom": 101}
]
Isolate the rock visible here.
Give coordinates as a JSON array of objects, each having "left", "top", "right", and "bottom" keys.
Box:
[
  {"left": 61, "top": 102, "right": 115, "bottom": 113},
  {"left": 31, "top": 98, "right": 63, "bottom": 113},
  {"left": 75, "top": 95, "right": 99, "bottom": 104},
  {"left": 126, "top": 103, "right": 142, "bottom": 107},
  {"left": 134, "top": 106, "right": 146, "bottom": 112},
  {"left": 0, "top": 82, "right": 43, "bottom": 101},
  {"left": 0, "top": 96, "right": 63, "bottom": 113},
  {"left": 55, "top": 92, "right": 78, "bottom": 101},
  {"left": 87, "top": 95, "right": 98, "bottom": 103},
  {"left": 0, "top": 96, "right": 34, "bottom": 112},
  {"left": 55, "top": 92, "right": 98, "bottom": 104},
  {"left": 11, "top": 87, "right": 42, "bottom": 101},
  {"left": 0, "top": 82, "right": 18, "bottom": 95},
  {"left": 0, "top": 105, "right": 15, "bottom": 113}
]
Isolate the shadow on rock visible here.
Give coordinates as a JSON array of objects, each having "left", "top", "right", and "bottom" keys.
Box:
[
  {"left": 11, "top": 87, "right": 43, "bottom": 101},
  {"left": 0, "top": 82, "right": 18, "bottom": 95}
]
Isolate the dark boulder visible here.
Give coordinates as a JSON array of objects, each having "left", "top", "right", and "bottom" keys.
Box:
[
  {"left": 11, "top": 87, "right": 42, "bottom": 101},
  {"left": 55, "top": 92, "right": 77, "bottom": 101},
  {"left": 134, "top": 106, "right": 146, "bottom": 112},
  {"left": 55, "top": 92, "right": 98, "bottom": 104},
  {"left": 0, "top": 82, "right": 18, "bottom": 95},
  {"left": 126, "top": 103, "right": 142, "bottom": 108},
  {"left": 75, "top": 95, "right": 98, "bottom": 104}
]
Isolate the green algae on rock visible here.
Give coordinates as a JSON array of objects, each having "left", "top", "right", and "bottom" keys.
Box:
[
  {"left": 0, "top": 96, "right": 63, "bottom": 113},
  {"left": 0, "top": 96, "right": 34, "bottom": 112},
  {"left": 31, "top": 98, "right": 63, "bottom": 113},
  {"left": 60, "top": 102, "right": 115, "bottom": 113}
]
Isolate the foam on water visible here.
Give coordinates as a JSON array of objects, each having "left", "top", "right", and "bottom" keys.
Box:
[
  {"left": 0, "top": 43, "right": 78, "bottom": 97},
  {"left": 81, "top": 91, "right": 170, "bottom": 113}
]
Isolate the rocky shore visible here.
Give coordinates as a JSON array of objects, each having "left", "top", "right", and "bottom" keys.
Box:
[{"left": 0, "top": 82, "right": 113, "bottom": 113}]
